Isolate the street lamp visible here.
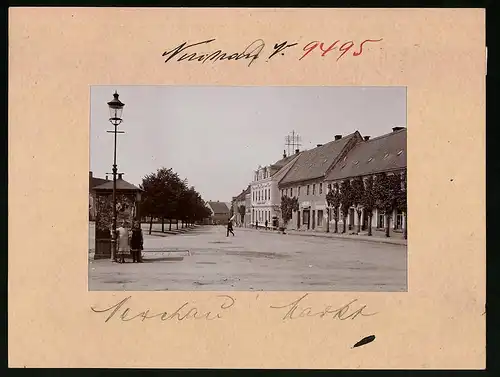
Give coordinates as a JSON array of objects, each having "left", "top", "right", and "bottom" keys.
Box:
[{"left": 107, "top": 91, "right": 125, "bottom": 262}]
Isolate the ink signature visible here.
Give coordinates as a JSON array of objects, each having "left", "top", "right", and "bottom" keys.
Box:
[
  {"left": 270, "top": 293, "right": 377, "bottom": 321},
  {"left": 90, "top": 295, "right": 236, "bottom": 323}
]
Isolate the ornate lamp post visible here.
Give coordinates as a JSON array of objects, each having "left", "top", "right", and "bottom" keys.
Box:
[{"left": 107, "top": 91, "right": 125, "bottom": 261}]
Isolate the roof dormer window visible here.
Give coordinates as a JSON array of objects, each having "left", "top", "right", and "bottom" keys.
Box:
[{"left": 397, "top": 150, "right": 403, "bottom": 156}]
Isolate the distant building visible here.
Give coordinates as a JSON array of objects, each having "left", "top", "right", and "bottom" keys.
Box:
[
  {"left": 207, "top": 201, "right": 231, "bottom": 225},
  {"left": 231, "top": 186, "right": 250, "bottom": 227},
  {"left": 250, "top": 151, "right": 301, "bottom": 228},
  {"left": 325, "top": 127, "right": 407, "bottom": 233},
  {"left": 278, "top": 132, "right": 362, "bottom": 231}
]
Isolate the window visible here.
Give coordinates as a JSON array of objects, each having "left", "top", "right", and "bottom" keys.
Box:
[
  {"left": 281, "top": 189, "right": 284, "bottom": 197},
  {"left": 317, "top": 210, "right": 323, "bottom": 227},
  {"left": 319, "top": 183, "right": 323, "bottom": 195},
  {"left": 397, "top": 150, "right": 404, "bottom": 156},
  {"left": 328, "top": 184, "right": 332, "bottom": 193},
  {"left": 313, "top": 184, "right": 316, "bottom": 195},
  {"left": 307, "top": 185, "right": 310, "bottom": 195},
  {"left": 396, "top": 210, "right": 403, "bottom": 229},
  {"left": 298, "top": 186, "right": 301, "bottom": 196},
  {"left": 367, "top": 157, "right": 373, "bottom": 162}
]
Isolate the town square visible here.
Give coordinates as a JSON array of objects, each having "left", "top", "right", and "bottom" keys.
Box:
[{"left": 89, "top": 86, "right": 407, "bottom": 292}]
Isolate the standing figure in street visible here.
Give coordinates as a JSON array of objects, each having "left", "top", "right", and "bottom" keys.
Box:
[
  {"left": 256, "top": 220, "right": 259, "bottom": 230},
  {"left": 116, "top": 220, "right": 130, "bottom": 263},
  {"left": 265, "top": 219, "right": 268, "bottom": 230},
  {"left": 130, "top": 221, "right": 144, "bottom": 263},
  {"left": 227, "top": 219, "right": 235, "bottom": 237}
]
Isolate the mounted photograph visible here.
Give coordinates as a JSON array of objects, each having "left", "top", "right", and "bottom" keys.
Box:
[{"left": 89, "top": 86, "right": 407, "bottom": 292}]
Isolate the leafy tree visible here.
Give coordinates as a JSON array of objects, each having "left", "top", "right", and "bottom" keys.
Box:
[
  {"left": 374, "top": 173, "right": 401, "bottom": 237},
  {"left": 326, "top": 182, "right": 341, "bottom": 233},
  {"left": 238, "top": 205, "right": 246, "bottom": 224},
  {"left": 397, "top": 170, "right": 407, "bottom": 240},
  {"left": 280, "top": 195, "right": 299, "bottom": 231},
  {"left": 340, "top": 179, "right": 353, "bottom": 233},
  {"left": 361, "top": 175, "right": 376, "bottom": 236},
  {"left": 140, "top": 168, "right": 211, "bottom": 233},
  {"left": 351, "top": 176, "right": 365, "bottom": 234}
]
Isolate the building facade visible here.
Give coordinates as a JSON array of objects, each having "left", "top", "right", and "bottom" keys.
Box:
[
  {"left": 250, "top": 151, "right": 301, "bottom": 228},
  {"left": 325, "top": 127, "right": 407, "bottom": 234},
  {"left": 231, "top": 186, "right": 250, "bottom": 227},
  {"left": 277, "top": 132, "right": 362, "bottom": 232}
]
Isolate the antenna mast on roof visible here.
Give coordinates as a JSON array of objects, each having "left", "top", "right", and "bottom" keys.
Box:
[{"left": 284, "top": 130, "right": 302, "bottom": 156}]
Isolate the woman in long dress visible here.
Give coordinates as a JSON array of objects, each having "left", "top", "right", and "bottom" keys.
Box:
[{"left": 116, "top": 221, "right": 130, "bottom": 263}]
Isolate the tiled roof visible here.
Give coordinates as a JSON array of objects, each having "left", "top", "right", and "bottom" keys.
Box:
[
  {"left": 90, "top": 176, "right": 108, "bottom": 190},
  {"left": 270, "top": 154, "right": 298, "bottom": 173},
  {"left": 272, "top": 153, "right": 301, "bottom": 182},
  {"left": 208, "top": 201, "right": 231, "bottom": 214},
  {"left": 92, "top": 178, "right": 142, "bottom": 192},
  {"left": 279, "top": 132, "right": 358, "bottom": 185},
  {"left": 326, "top": 128, "right": 406, "bottom": 181}
]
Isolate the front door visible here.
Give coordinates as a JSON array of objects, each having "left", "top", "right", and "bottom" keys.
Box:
[
  {"left": 297, "top": 210, "right": 301, "bottom": 229},
  {"left": 312, "top": 210, "right": 316, "bottom": 229}
]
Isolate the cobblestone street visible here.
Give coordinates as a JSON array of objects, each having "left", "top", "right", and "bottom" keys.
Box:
[{"left": 88, "top": 224, "right": 407, "bottom": 292}]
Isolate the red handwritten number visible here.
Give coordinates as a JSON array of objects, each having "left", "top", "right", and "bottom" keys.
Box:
[
  {"left": 353, "top": 39, "right": 383, "bottom": 57},
  {"left": 319, "top": 41, "right": 340, "bottom": 56},
  {"left": 300, "top": 41, "right": 319, "bottom": 60},
  {"left": 337, "top": 41, "right": 355, "bottom": 61}
]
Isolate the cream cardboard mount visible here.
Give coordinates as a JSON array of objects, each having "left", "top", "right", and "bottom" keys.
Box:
[{"left": 8, "top": 8, "right": 485, "bottom": 369}]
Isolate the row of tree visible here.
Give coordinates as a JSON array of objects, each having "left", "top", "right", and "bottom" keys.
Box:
[
  {"left": 281, "top": 170, "right": 407, "bottom": 239},
  {"left": 140, "top": 167, "right": 212, "bottom": 234}
]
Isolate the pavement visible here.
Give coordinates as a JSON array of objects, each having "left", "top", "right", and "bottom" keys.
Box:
[{"left": 88, "top": 224, "right": 407, "bottom": 292}]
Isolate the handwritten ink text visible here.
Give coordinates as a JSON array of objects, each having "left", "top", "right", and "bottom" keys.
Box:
[
  {"left": 270, "top": 293, "right": 377, "bottom": 321},
  {"left": 90, "top": 295, "right": 236, "bottom": 323}
]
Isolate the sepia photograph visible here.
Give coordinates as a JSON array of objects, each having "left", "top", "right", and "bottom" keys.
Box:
[{"left": 89, "top": 86, "right": 407, "bottom": 292}]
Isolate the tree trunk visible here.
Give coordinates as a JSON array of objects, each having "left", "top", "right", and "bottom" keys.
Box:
[
  {"left": 385, "top": 214, "right": 390, "bottom": 237},
  {"left": 334, "top": 217, "right": 338, "bottom": 233},
  {"left": 404, "top": 211, "right": 407, "bottom": 240},
  {"left": 161, "top": 217, "right": 165, "bottom": 232},
  {"left": 357, "top": 211, "right": 362, "bottom": 233},
  {"left": 368, "top": 214, "right": 372, "bottom": 236},
  {"left": 169, "top": 219, "right": 172, "bottom": 231},
  {"left": 326, "top": 208, "right": 330, "bottom": 233},
  {"left": 149, "top": 216, "right": 153, "bottom": 235},
  {"left": 342, "top": 216, "right": 347, "bottom": 233}
]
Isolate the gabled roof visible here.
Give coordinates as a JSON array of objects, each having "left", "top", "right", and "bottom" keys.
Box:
[
  {"left": 326, "top": 128, "right": 406, "bottom": 181},
  {"left": 279, "top": 132, "right": 358, "bottom": 185},
  {"left": 207, "top": 201, "right": 230, "bottom": 214},
  {"left": 92, "top": 178, "right": 142, "bottom": 192}
]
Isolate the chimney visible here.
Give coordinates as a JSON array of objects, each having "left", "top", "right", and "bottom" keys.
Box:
[
  {"left": 364, "top": 136, "right": 371, "bottom": 141},
  {"left": 295, "top": 149, "right": 300, "bottom": 154},
  {"left": 118, "top": 173, "right": 123, "bottom": 180},
  {"left": 335, "top": 135, "right": 342, "bottom": 140},
  {"left": 392, "top": 126, "right": 405, "bottom": 132},
  {"left": 317, "top": 144, "right": 323, "bottom": 147},
  {"left": 105, "top": 174, "right": 109, "bottom": 181},
  {"left": 283, "top": 150, "right": 286, "bottom": 159}
]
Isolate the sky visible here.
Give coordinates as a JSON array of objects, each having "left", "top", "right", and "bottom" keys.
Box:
[{"left": 90, "top": 86, "right": 406, "bottom": 202}]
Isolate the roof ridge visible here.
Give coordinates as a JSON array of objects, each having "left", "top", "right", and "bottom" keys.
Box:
[{"left": 365, "top": 128, "right": 406, "bottom": 142}]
